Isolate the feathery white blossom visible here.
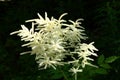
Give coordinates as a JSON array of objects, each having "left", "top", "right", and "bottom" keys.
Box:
[{"left": 10, "top": 12, "right": 98, "bottom": 80}]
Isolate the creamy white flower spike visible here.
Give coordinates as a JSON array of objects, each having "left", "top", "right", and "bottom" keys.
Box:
[{"left": 10, "top": 12, "right": 98, "bottom": 80}]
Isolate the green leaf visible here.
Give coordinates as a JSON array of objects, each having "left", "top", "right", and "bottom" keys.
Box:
[
  {"left": 105, "top": 56, "right": 119, "bottom": 63},
  {"left": 98, "top": 54, "right": 105, "bottom": 65},
  {"left": 100, "top": 63, "right": 111, "bottom": 69},
  {"left": 95, "top": 68, "right": 108, "bottom": 74}
]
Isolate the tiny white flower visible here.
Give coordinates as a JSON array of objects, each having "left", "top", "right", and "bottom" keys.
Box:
[
  {"left": 80, "top": 42, "right": 98, "bottom": 52},
  {"left": 69, "top": 67, "right": 83, "bottom": 75},
  {"left": 50, "top": 39, "right": 65, "bottom": 52}
]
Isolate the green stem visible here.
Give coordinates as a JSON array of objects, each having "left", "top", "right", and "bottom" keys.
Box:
[{"left": 75, "top": 73, "right": 77, "bottom": 80}]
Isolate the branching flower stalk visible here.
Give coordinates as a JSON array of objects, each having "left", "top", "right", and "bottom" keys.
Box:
[{"left": 10, "top": 12, "right": 98, "bottom": 80}]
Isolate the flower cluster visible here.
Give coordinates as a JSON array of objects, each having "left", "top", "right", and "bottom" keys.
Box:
[{"left": 10, "top": 12, "right": 98, "bottom": 78}]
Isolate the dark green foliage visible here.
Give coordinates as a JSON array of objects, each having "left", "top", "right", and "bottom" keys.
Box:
[
  {"left": 0, "top": 0, "right": 120, "bottom": 80},
  {"left": 105, "top": 56, "right": 119, "bottom": 63}
]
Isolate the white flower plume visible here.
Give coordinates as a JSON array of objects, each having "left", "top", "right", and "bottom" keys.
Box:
[{"left": 10, "top": 12, "right": 98, "bottom": 78}]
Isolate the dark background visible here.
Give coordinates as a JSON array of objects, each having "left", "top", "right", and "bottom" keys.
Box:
[{"left": 0, "top": 0, "right": 120, "bottom": 80}]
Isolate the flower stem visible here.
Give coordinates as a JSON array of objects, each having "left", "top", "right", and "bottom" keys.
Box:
[{"left": 75, "top": 73, "right": 77, "bottom": 80}]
